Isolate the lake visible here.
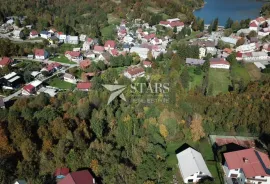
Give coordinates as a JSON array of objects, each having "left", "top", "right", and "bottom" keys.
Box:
[{"left": 194, "top": 0, "right": 266, "bottom": 26}]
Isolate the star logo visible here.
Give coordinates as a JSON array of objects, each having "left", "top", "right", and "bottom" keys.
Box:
[{"left": 102, "top": 83, "right": 127, "bottom": 105}]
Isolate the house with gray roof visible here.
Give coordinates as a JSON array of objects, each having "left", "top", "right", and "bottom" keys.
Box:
[
  {"left": 186, "top": 58, "right": 205, "bottom": 65},
  {"left": 176, "top": 147, "right": 212, "bottom": 183}
]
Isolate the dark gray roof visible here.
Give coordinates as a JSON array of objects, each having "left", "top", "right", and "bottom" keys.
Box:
[{"left": 186, "top": 58, "right": 205, "bottom": 65}]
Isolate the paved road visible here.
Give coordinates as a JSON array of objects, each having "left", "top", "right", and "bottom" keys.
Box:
[
  {"left": 3, "top": 64, "right": 77, "bottom": 102},
  {"left": 0, "top": 32, "right": 43, "bottom": 43}
]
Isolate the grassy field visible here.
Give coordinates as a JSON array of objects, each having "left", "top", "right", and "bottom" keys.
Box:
[
  {"left": 58, "top": 43, "right": 82, "bottom": 54},
  {"left": 101, "top": 25, "right": 116, "bottom": 40},
  {"left": 50, "top": 55, "right": 76, "bottom": 64},
  {"left": 208, "top": 69, "right": 231, "bottom": 96},
  {"left": 245, "top": 63, "right": 261, "bottom": 81},
  {"left": 230, "top": 64, "right": 251, "bottom": 85},
  {"left": 166, "top": 139, "right": 223, "bottom": 184},
  {"left": 187, "top": 66, "right": 204, "bottom": 90},
  {"left": 49, "top": 78, "right": 76, "bottom": 90}
]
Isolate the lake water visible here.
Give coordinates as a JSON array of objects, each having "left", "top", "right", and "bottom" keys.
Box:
[{"left": 194, "top": 0, "right": 266, "bottom": 25}]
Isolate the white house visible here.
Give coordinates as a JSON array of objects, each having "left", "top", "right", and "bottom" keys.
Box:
[
  {"left": 35, "top": 49, "right": 49, "bottom": 60},
  {"left": 30, "top": 30, "right": 39, "bottom": 38},
  {"left": 65, "top": 35, "right": 79, "bottom": 45},
  {"left": 199, "top": 48, "right": 206, "bottom": 59},
  {"left": 176, "top": 148, "right": 212, "bottom": 183},
  {"left": 82, "top": 38, "right": 93, "bottom": 51},
  {"left": 210, "top": 58, "right": 230, "bottom": 69},
  {"left": 65, "top": 51, "right": 83, "bottom": 63},
  {"left": 223, "top": 148, "right": 270, "bottom": 184},
  {"left": 13, "top": 30, "right": 23, "bottom": 39},
  {"left": 63, "top": 73, "right": 76, "bottom": 84},
  {"left": 40, "top": 31, "right": 51, "bottom": 39},
  {"left": 124, "top": 67, "right": 145, "bottom": 81},
  {"left": 79, "top": 34, "right": 87, "bottom": 42},
  {"left": 242, "top": 52, "right": 268, "bottom": 62},
  {"left": 22, "top": 80, "right": 42, "bottom": 96}
]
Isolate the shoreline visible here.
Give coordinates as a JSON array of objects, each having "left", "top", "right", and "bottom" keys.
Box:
[{"left": 193, "top": 2, "right": 207, "bottom": 12}]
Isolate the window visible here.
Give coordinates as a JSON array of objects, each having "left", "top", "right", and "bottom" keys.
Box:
[
  {"left": 188, "top": 179, "right": 193, "bottom": 183},
  {"left": 261, "top": 176, "right": 265, "bottom": 178},
  {"left": 235, "top": 169, "right": 238, "bottom": 171}
]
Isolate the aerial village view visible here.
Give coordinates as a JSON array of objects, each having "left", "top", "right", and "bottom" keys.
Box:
[{"left": 0, "top": 0, "right": 269, "bottom": 184}]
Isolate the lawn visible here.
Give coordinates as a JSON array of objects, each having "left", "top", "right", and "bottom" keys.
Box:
[
  {"left": 166, "top": 139, "right": 223, "bottom": 184},
  {"left": 50, "top": 55, "right": 76, "bottom": 64},
  {"left": 107, "top": 13, "right": 121, "bottom": 25},
  {"left": 187, "top": 66, "right": 204, "bottom": 90},
  {"left": 230, "top": 63, "right": 251, "bottom": 85},
  {"left": 245, "top": 63, "right": 261, "bottom": 81},
  {"left": 58, "top": 43, "right": 82, "bottom": 54},
  {"left": 49, "top": 78, "right": 76, "bottom": 90},
  {"left": 208, "top": 69, "right": 231, "bottom": 96}
]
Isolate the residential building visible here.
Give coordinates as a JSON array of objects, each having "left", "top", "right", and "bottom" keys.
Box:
[
  {"left": 40, "top": 31, "right": 51, "bottom": 39},
  {"left": 236, "top": 43, "right": 257, "bottom": 53},
  {"left": 186, "top": 58, "right": 205, "bottom": 65},
  {"left": 58, "top": 170, "right": 95, "bottom": 184},
  {"left": 176, "top": 147, "right": 212, "bottom": 183},
  {"left": 41, "top": 62, "right": 61, "bottom": 74},
  {"left": 63, "top": 73, "right": 76, "bottom": 84},
  {"left": 249, "top": 22, "right": 259, "bottom": 32},
  {"left": 98, "top": 52, "right": 111, "bottom": 64},
  {"left": 223, "top": 148, "right": 270, "bottom": 184},
  {"left": 65, "top": 51, "right": 83, "bottom": 63},
  {"left": 82, "top": 38, "right": 93, "bottom": 51},
  {"left": 242, "top": 52, "right": 268, "bottom": 62},
  {"left": 221, "top": 37, "right": 238, "bottom": 45},
  {"left": 143, "top": 60, "right": 153, "bottom": 68},
  {"left": 159, "top": 18, "right": 185, "bottom": 32},
  {"left": 84, "top": 51, "right": 96, "bottom": 59},
  {"left": 30, "top": 30, "right": 39, "bottom": 38},
  {"left": 110, "top": 49, "right": 119, "bottom": 57},
  {"left": 0, "top": 57, "right": 13, "bottom": 68},
  {"left": 22, "top": 80, "right": 42, "bottom": 96},
  {"left": 65, "top": 35, "right": 79, "bottom": 45},
  {"left": 124, "top": 67, "right": 145, "bottom": 81},
  {"left": 123, "top": 35, "right": 134, "bottom": 44},
  {"left": 254, "top": 62, "right": 266, "bottom": 69},
  {"left": 206, "top": 47, "right": 217, "bottom": 55},
  {"left": 77, "top": 82, "right": 92, "bottom": 91},
  {"left": 48, "top": 28, "right": 57, "bottom": 34},
  {"left": 93, "top": 46, "right": 105, "bottom": 54},
  {"left": 80, "top": 59, "right": 91, "bottom": 69},
  {"left": 199, "top": 48, "right": 206, "bottom": 59},
  {"left": 2, "top": 72, "right": 21, "bottom": 88},
  {"left": 210, "top": 58, "right": 230, "bottom": 69},
  {"left": 130, "top": 47, "right": 149, "bottom": 60},
  {"left": 35, "top": 49, "right": 49, "bottom": 60},
  {"left": 57, "top": 32, "right": 67, "bottom": 42},
  {"left": 80, "top": 34, "right": 87, "bottom": 42},
  {"left": 104, "top": 40, "right": 116, "bottom": 50},
  {"left": 54, "top": 168, "right": 70, "bottom": 179}
]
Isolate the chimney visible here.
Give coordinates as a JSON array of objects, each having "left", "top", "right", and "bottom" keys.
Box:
[{"left": 243, "top": 157, "right": 249, "bottom": 163}]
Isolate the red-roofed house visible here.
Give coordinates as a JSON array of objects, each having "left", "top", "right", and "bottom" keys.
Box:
[
  {"left": 65, "top": 51, "right": 83, "bottom": 62},
  {"left": 35, "top": 49, "right": 49, "bottom": 60},
  {"left": 124, "top": 67, "right": 145, "bottom": 81},
  {"left": 210, "top": 58, "right": 230, "bottom": 69},
  {"left": 59, "top": 170, "right": 95, "bottom": 184},
  {"left": 93, "top": 46, "right": 105, "bottom": 54},
  {"left": 82, "top": 38, "right": 93, "bottom": 51},
  {"left": 249, "top": 21, "right": 259, "bottom": 32},
  {"left": 151, "top": 38, "right": 162, "bottom": 45},
  {"left": 77, "top": 82, "right": 92, "bottom": 91},
  {"left": 80, "top": 59, "right": 91, "bottom": 69},
  {"left": 110, "top": 49, "right": 119, "bottom": 56},
  {"left": 236, "top": 52, "right": 243, "bottom": 60},
  {"left": 55, "top": 167, "right": 70, "bottom": 179},
  {"left": 143, "top": 61, "right": 153, "bottom": 68},
  {"left": 104, "top": 40, "right": 116, "bottom": 50},
  {"left": 30, "top": 30, "right": 39, "bottom": 38},
  {"left": 42, "top": 62, "right": 62, "bottom": 74},
  {"left": 0, "top": 57, "right": 13, "bottom": 68},
  {"left": 22, "top": 84, "right": 35, "bottom": 96},
  {"left": 223, "top": 148, "right": 270, "bottom": 184},
  {"left": 159, "top": 19, "right": 184, "bottom": 32}
]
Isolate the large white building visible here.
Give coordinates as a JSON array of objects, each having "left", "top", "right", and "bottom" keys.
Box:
[
  {"left": 176, "top": 148, "right": 212, "bottom": 183},
  {"left": 124, "top": 67, "right": 145, "bottom": 81},
  {"left": 223, "top": 148, "right": 270, "bottom": 184},
  {"left": 130, "top": 47, "right": 149, "bottom": 60},
  {"left": 236, "top": 43, "right": 257, "bottom": 53}
]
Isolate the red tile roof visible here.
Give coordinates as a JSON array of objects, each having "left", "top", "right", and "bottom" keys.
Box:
[
  {"left": 46, "top": 62, "right": 61, "bottom": 72},
  {"left": 35, "top": 49, "right": 45, "bottom": 56},
  {"left": 224, "top": 148, "right": 270, "bottom": 178},
  {"left": 236, "top": 52, "right": 243, "bottom": 58},
  {"left": 30, "top": 30, "right": 38, "bottom": 36},
  {"left": 59, "top": 170, "right": 95, "bottom": 184},
  {"left": 126, "top": 67, "right": 145, "bottom": 76},
  {"left": 77, "top": 82, "right": 92, "bottom": 90},
  {"left": 143, "top": 60, "right": 152, "bottom": 66},
  {"left": 65, "top": 51, "right": 81, "bottom": 57},
  {"left": 23, "top": 84, "right": 35, "bottom": 93},
  {"left": 94, "top": 46, "right": 105, "bottom": 52},
  {"left": 104, "top": 40, "right": 116, "bottom": 49},
  {"left": 54, "top": 168, "right": 70, "bottom": 177},
  {"left": 256, "top": 17, "right": 266, "bottom": 23},
  {"left": 169, "top": 21, "right": 184, "bottom": 27},
  {"left": 0, "top": 57, "right": 13, "bottom": 66},
  {"left": 159, "top": 21, "right": 170, "bottom": 25},
  {"left": 210, "top": 58, "right": 230, "bottom": 65},
  {"left": 249, "top": 22, "right": 258, "bottom": 27},
  {"left": 110, "top": 49, "right": 119, "bottom": 56},
  {"left": 144, "top": 33, "right": 156, "bottom": 40},
  {"left": 80, "top": 59, "right": 91, "bottom": 69}
]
